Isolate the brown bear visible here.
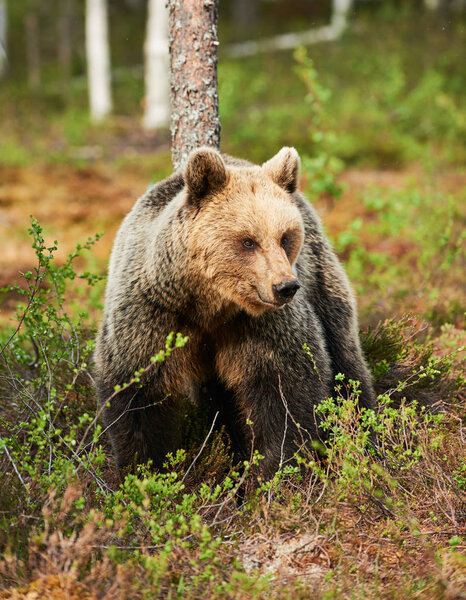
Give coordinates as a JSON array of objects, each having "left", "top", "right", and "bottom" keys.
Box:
[{"left": 95, "top": 147, "right": 375, "bottom": 478}]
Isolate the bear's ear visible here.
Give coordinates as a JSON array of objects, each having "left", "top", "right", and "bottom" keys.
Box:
[
  {"left": 184, "top": 147, "right": 228, "bottom": 204},
  {"left": 262, "top": 147, "right": 301, "bottom": 194}
]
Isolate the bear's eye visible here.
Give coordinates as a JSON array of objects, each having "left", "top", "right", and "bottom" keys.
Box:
[
  {"left": 242, "top": 238, "right": 256, "bottom": 250},
  {"left": 281, "top": 235, "right": 289, "bottom": 249}
]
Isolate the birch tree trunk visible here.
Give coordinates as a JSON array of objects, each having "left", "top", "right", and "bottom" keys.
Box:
[
  {"left": 330, "top": 0, "right": 353, "bottom": 33},
  {"left": 143, "top": 0, "right": 170, "bottom": 130},
  {"left": 167, "top": 0, "right": 220, "bottom": 169},
  {"left": 86, "top": 0, "right": 112, "bottom": 122},
  {"left": 228, "top": 0, "right": 354, "bottom": 59},
  {"left": 0, "top": 0, "right": 6, "bottom": 78}
]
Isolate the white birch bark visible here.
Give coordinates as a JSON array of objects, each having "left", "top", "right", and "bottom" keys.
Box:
[
  {"left": 0, "top": 0, "right": 6, "bottom": 77},
  {"left": 424, "top": 0, "right": 440, "bottom": 8},
  {"left": 143, "top": 0, "right": 170, "bottom": 130},
  {"left": 228, "top": 0, "right": 354, "bottom": 59},
  {"left": 330, "top": 0, "right": 353, "bottom": 33},
  {"left": 86, "top": 0, "right": 112, "bottom": 122}
]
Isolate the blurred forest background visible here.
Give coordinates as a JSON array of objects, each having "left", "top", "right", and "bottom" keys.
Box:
[{"left": 0, "top": 2, "right": 465, "bottom": 599}]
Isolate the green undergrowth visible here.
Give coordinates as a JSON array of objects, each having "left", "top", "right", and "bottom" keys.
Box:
[
  {"left": 0, "top": 221, "right": 464, "bottom": 599},
  {"left": 1, "top": 9, "right": 464, "bottom": 170},
  {"left": 331, "top": 173, "right": 465, "bottom": 327},
  {"left": 219, "top": 9, "right": 465, "bottom": 168}
]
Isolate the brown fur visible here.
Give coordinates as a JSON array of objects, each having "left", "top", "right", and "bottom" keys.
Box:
[{"left": 95, "top": 147, "right": 375, "bottom": 478}]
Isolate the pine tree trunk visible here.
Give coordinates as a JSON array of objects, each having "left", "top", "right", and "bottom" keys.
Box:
[
  {"left": 86, "top": 0, "right": 112, "bottom": 122},
  {"left": 167, "top": 0, "right": 220, "bottom": 170},
  {"left": 143, "top": 0, "right": 170, "bottom": 130},
  {"left": 0, "top": 0, "right": 7, "bottom": 78}
]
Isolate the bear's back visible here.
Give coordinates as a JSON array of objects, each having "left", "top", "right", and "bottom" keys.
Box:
[{"left": 141, "top": 172, "right": 185, "bottom": 214}]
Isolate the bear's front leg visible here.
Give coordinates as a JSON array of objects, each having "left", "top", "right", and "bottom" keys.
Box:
[
  {"left": 310, "top": 250, "right": 376, "bottom": 410},
  {"left": 97, "top": 373, "right": 185, "bottom": 474},
  {"left": 215, "top": 308, "right": 332, "bottom": 479},
  {"left": 95, "top": 301, "right": 193, "bottom": 473},
  {"left": 296, "top": 192, "right": 376, "bottom": 410}
]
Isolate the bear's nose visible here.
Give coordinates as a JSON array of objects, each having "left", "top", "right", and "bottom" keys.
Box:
[{"left": 273, "top": 279, "right": 301, "bottom": 301}]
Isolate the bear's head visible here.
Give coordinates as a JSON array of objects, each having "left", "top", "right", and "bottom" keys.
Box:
[{"left": 184, "top": 147, "right": 305, "bottom": 316}]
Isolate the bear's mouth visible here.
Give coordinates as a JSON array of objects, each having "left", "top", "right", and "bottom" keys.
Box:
[{"left": 255, "top": 288, "right": 286, "bottom": 308}]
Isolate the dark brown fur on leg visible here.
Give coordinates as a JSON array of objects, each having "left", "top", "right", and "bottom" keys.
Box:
[{"left": 98, "top": 378, "right": 185, "bottom": 472}]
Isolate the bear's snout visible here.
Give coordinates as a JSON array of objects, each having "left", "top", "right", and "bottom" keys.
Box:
[{"left": 272, "top": 279, "right": 301, "bottom": 303}]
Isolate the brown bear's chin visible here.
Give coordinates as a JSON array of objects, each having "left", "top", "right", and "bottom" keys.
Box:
[
  {"left": 239, "top": 294, "right": 285, "bottom": 316},
  {"left": 255, "top": 289, "right": 287, "bottom": 309},
  {"left": 241, "top": 303, "right": 276, "bottom": 316}
]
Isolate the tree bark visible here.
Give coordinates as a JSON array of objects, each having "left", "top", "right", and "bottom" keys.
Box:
[
  {"left": 167, "top": 0, "right": 220, "bottom": 170},
  {"left": 0, "top": 0, "right": 7, "bottom": 78},
  {"left": 143, "top": 0, "right": 170, "bottom": 130},
  {"left": 330, "top": 0, "right": 353, "bottom": 32},
  {"left": 85, "top": 0, "right": 112, "bottom": 122}
]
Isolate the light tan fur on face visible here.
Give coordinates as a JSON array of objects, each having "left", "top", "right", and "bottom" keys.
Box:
[{"left": 185, "top": 163, "right": 304, "bottom": 316}]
